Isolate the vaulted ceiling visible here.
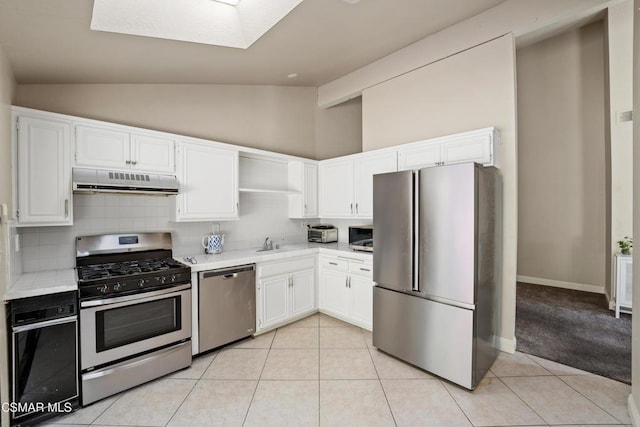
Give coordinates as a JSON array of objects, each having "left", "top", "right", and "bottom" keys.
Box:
[{"left": 0, "top": 0, "right": 505, "bottom": 86}]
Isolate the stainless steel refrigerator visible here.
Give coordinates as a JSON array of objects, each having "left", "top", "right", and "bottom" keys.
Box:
[{"left": 372, "top": 162, "right": 501, "bottom": 390}]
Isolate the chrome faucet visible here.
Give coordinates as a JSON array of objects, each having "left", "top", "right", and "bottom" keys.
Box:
[{"left": 263, "top": 237, "right": 273, "bottom": 251}]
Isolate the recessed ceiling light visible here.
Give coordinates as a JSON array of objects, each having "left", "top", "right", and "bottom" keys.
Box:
[
  {"left": 287, "top": 73, "right": 298, "bottom": 79},
  {"left": 213, "top": 0, "right": 239, "bottom": 5},
  {"left": 342, "top": 0, "right": 361, "bottom": 4}
]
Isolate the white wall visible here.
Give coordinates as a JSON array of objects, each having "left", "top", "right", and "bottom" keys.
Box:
[
  {"left": 516, "top": 21, "right": 607, "bottom": 290},
  {"left": 318, "top": 0, "right": 617, "bottom": 107},
  {"left": 362, "top": 35, "right": 518, "bottom": 350}
]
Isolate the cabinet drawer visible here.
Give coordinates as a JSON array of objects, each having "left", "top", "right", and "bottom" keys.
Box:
[
  {"left": 320, "top": 257, "right": 349, "bottom": 272},
  {"left": 349, "top": 263, "right": 373, "bottom": 277},
  {"left": 258, "top": 257, "right": 315, "bottom": 278}
]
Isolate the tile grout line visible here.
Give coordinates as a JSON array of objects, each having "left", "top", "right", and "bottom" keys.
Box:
[
  {"left": 439, "top": 379, "right": 475, "bottom": 426},
  {"left": 161, "top": 378, "right": 199, "bottom": 427},
  {"left": 365, "top": 341, "right": 398, "bottom": 427},
  {"left": 495, "top": 376, "right": 551, "bottom": 426},
  {"left": 86, "top": 390, "right": 125, "bottom": 425},
  {"left": 240, "top": 326, "right": 275, "bottom": 426},
  {"left": 555, "top": 374, "right": 628, "bottom": 424}
]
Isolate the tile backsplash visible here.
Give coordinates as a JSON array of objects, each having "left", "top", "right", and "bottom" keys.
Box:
[{"left": 16, "top": 193, "right": 370, "bottom": 273}]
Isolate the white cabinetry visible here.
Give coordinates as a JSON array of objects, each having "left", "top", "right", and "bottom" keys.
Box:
[
  {"left": 614, "top": 254, "right": 633, "bottom": 318},
  {"left": 398, "top": 127, "right": 497, "bottom": 171},
  {"left": 288, "top": 161, "right": 318, "bottom": 218},
  {"left": 15, "top": 114, "right": 73, "bottom": 226},
  {"left": 319, "top": 151, "right": 397, "bottom": 218},
  {"left": 257, "top": 257, "right": 316, "bottom": 331},
  {"left": 172, "top": 141, "right": 239, "bottom": 221},
  {"left": 319, "top": 255, "right": 374, "bottom": 330},
  {"left": 75, "top": 125, "right": 175, "bottom": 173}
]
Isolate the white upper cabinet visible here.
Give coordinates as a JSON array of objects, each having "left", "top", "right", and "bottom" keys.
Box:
[
  {"left": 288, "top": 161, "right": 318, "bottom": 218},
  {"left": 319, "top": 151, "right": 397, "bottom": 218},
  {"left": 172, "top": 140, "right": 239, "bottom": 222},
  {"left": 353, "top": 152, "right": 397, "bottom": 218},
  {"left": 75, "top": 125, "right": 175, "bottom": 173},
  {"left": 398, "top": 127, "right": 497, "bottom": 171},
  {"left": 319, "top": 160, "right": 354, "bottom": 217},
  {"left": 16, "top": 115, "right": 73, "bottom": 226},
  {"left": 75, "top": 125, "right": 129, "bottom": 169},
  {"left": 130, "top": 133, "right": 175, "bottom": 173}
]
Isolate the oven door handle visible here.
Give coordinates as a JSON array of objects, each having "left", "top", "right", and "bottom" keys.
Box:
[
  {"left": 12, "top": 316, "right": 77, "bottom": 333},
  {"left": 81, "top": 284, "right": 191, "bottom": 308}
]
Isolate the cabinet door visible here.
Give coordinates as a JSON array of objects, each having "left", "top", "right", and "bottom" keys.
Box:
[
  {"left": 349, "top": 275, "right": 374, "bottom": 330},
  {"left": 174, "top": 142, "right": 238, "bottom": 221},
  {"left": 320, "top": 269, "right": 350, "bottom": 319},
  {"left": 441, "top": 134, "right": 492, "bottom": 166},
  {"left": 290, "top": 269, "right": 315, "bottom": 317},
  {"left": 354, "top": 152, "right": 397, "bottom": 218},
  {"left": 75, "top": 125, "right": 130, "bottom": 169},
  {"left": 260, "top": 275, "right": 290, "bottom": 330},
  {"left": 319, "top": 160, "right": 354, "bottom": 217},
  {"left": 17, "top": 116, "right": 73, "bottom": 226},
  {"left": 131, "top": 134, "right": 175, "bottom": 173},
  {"left": 303, "top": 163, "right": 318, "bottom": 217},
  {"left": 397, "top": 142, "right": 440, "bottom": 171}
]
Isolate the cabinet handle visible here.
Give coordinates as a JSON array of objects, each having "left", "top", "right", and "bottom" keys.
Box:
[
  {"left": 329, "top": 262, "right": 338, "bottom": 266},
  {"left": 348, "top": 277, "right": 351, "bottom": 288},
  {"left": 355, "top": 203, "right": 358, "bottom": 214},
  {"left": 125, "top": 160, "right": 131, "bottom": 165},
  {"left": 360, "top": 267, "right": 370, "bottom": 272},
  {"left": 131, "top": 160, "right": 137, "bottom": 165},
  {"left": 350, "top": 203, "right": 353, "bottom": 214},
  {"left": 64, "top": 199, "right": 69, "bottom": 217},
  {"left": 345, "top": 277, "right": 348, "bottom": 288}
]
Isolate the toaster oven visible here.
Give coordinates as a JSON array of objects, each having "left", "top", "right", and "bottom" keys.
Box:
[{"left": 307, "top": 225, "right": 338, "bottom": 243}]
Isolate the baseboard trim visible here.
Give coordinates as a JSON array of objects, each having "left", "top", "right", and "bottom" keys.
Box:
[
  {"left": 493, "top": 335, "right": 516, "bottom": 354},
  {"left": 517, "top": 275, "right": 604, "bottom": 294},
  {"left": 628, "top": 394, "right": 639, "bottom": 426}
]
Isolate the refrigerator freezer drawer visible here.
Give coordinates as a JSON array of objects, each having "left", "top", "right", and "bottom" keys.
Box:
[{"left": 373, "top": 286, "right": 475, "bottom": 389}]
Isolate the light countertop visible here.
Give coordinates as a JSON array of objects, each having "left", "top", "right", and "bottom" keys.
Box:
[
  {"left": 4, "top": 244, "right": 372, "bottom": 300},
  {"left": 176, "top": 242, "right": 372, "bottom": 273},
  {"left": 5, "top": 269, "right": 77, "bottom": 301}
]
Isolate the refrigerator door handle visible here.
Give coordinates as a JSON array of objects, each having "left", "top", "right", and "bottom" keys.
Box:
[
  {"left": 423, "top": 294, "right": 476, "bottom": 311},
  {"left": 412, "top": 171, "right": 420, "bottom": 292}
]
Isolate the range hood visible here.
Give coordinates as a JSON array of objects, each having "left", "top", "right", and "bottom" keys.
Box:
[{"left": 73, "top": 168, "right": 179, "bottom": 196}]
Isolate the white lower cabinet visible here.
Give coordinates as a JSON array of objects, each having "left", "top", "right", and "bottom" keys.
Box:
[
  {"left": 614, "top": 254, "right": 633, "bottom": 318},
  {"left": 257, "top": 257, "right": 316, "bottom": 331},
  {"left": 319, "top": 255, "right": 374, "bottom": 330}
]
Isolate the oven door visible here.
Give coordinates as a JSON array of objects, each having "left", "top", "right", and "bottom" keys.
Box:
[{"left": 80, "top": 284, "right": 191, "bottom": 370}]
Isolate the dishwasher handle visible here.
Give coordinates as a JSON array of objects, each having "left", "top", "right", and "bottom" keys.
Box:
[{"left": 200, "top": 264, "right": 255, "bottom": 279}]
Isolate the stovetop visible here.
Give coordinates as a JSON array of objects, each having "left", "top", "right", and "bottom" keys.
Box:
[
  {"left": 76, "top": 253, "right": 191, "bottom": 301},
  {"left": 77, "top": 257, "right": 187, "bottom": 282}
]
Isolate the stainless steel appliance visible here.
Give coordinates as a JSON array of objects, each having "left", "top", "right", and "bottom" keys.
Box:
[
  {"left": 72, "top": 167, "right": 179, "bottom": 195},
  {"left": 9, "top": 291, "right": 79, "bottom": 426},
  {"left": 348, "top": 225, "right": 373, "bottom": 252},
  {"left": 198, "top": 264, "right": 256, "bottom": 353},
  {"left": 76, "top": 233, "right": 192, "bottom": 405},
  {"left": 307, "top": 225, "right": 338, "bottom": 243},
  {"left": 372, "top": 162, "right": 501, "bottom": 390}
]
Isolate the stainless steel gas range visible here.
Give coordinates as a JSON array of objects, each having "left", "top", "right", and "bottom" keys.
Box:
[{"left": 75, "top": 232, "right": 192, "bottom": 406}]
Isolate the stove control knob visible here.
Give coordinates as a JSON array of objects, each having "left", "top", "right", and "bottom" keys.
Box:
[
  {"left": 160, "top": 276, "right": 166, "bottom": 284},
  {"left": 113, "top": 283, "right": 122, "bottom": 291},
  {"left": 98, "top": 285, "right": 109, "bottom": 294},
  {"left": 138, "top": 279, "right": 145, "bottom": 288},
  {"left": 171, "top": 274, "right": 177, "bottom": 282}
]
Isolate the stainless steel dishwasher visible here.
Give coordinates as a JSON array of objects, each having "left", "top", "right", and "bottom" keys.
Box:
[{"left": 198, "top": 264, "right": 256, "bottom": 353}]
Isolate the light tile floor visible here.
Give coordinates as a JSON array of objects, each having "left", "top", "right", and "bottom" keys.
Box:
[{"left": 44, "top": 313, "right": 632, "bottom": 427}]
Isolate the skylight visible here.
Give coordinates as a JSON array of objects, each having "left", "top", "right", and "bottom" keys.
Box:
[{"left": 91, "top": 0, "right": 304, "bottom": 49}]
